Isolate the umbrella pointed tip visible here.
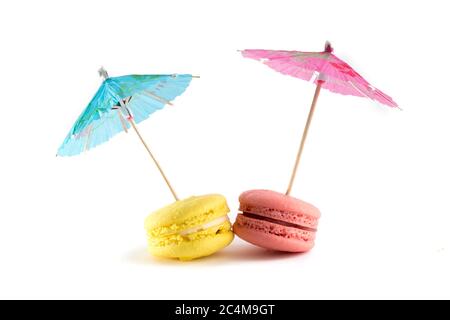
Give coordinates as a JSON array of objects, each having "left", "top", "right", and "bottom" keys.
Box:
[
  {"left": 325, "top": 41, "right": 333, "bottom": 53},
  {"left": 98, "top": 66, "right": 109, "bottom": 79}
]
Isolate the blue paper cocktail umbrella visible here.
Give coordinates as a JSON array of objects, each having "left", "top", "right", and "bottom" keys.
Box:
[{"left": 57, "top": 67, "right": 198, "bottom": 200}]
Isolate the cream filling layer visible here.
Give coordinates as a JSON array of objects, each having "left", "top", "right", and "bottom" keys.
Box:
[{"left": 178, "top": 215, "right": 229, "bottom": 236}]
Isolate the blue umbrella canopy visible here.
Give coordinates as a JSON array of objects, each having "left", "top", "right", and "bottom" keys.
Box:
[{"left": 57, "top": 71, "right": 194, "bottom": 157}]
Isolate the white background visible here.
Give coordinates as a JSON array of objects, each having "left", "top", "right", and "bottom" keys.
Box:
[{"left": 0, "top": 0, "right": 449, "bottom": 299}]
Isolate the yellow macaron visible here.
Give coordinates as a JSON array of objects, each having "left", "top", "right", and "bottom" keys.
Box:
[{"left": 145, "top": 194, "right": 234, "bottom": 261}]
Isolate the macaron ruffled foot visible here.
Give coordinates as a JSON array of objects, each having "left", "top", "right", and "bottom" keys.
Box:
[
  {"left": 233, "top": 189, "right": 320, "bottom": 253},
  {"left": 145, "top": 194, "right": 234, "bottom": 261}
]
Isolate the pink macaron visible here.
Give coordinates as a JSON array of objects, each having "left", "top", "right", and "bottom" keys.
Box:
[{"left": 233, "top": 189, "right": 320, "bottom": 252}]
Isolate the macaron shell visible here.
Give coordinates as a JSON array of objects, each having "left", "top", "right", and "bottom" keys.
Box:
[
  {"left": 239, "top": 190, "right": 320, "bottom": 220},
  {"left": 234, "top": 214, "right": 315, "bottom": 252},
  {"left": 145, "top": 194, "right": 229, "bottom": 232},
  {"left": 148, "top": 221, "right": 234, "bottom": 261}
]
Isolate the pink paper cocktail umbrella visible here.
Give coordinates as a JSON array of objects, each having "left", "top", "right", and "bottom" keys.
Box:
[{"left": 241, "top": 42, "right": 398, "bottom": 195}]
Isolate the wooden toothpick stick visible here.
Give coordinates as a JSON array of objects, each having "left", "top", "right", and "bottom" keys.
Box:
[
  {"left": 118, "top": 99, "right": 179, "bottom": 201},
  {"left": 286, "top": 82, "right": 322, "bottom": 196}
]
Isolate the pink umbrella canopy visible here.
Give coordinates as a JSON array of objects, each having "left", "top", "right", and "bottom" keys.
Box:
[
  {"left": 242, "top": 42, "right": 398, "bottom": 108},
  {"left": 241, "top": 42, "right": 398, "bottom": 195}
]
